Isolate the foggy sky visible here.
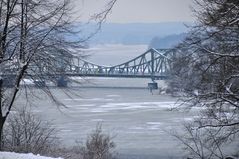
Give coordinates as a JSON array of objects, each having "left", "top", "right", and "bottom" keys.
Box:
[{"left": 74, "top": 0, "right": 194, "bottom": 23}]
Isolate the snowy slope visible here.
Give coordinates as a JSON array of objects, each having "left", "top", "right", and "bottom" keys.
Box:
[{"left": 0, "top": 152, "right": 63, "bottom": 159}]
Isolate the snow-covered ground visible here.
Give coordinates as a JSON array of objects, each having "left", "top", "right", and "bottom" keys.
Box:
[{"left": 0, "top": 152, "right": 63, "bottom": 159}]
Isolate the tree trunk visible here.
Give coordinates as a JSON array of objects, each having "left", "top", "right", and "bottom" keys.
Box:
[
  {"left": 0, "top": 116, "right": 6, "bottom": 151},
  {"left": 0, "top": 78, "right": 4, "bottom": 151}
]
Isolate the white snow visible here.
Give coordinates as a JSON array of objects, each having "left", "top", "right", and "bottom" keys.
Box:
[{"left": 0, "top": 152, "right": 63, "bottom": 159}]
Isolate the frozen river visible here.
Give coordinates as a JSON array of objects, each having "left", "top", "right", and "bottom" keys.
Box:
[
  {"left": 15, "top": 78, "right": 193, "bottom": 158},
  {"left": 15, "top": 45, "right": 193, "bottom": 158}
]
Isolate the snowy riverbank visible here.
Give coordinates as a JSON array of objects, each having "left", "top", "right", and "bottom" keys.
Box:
[{"left": 0, "top": 152, "right": 63, "bottom": 159}]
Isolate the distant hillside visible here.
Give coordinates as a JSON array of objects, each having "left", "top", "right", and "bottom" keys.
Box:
[
  {"left": 148, "top": 33, "right": 187, "bottom": 49},
  {"left": 84, "top": 22, "right": 190, "bottom": 45}
]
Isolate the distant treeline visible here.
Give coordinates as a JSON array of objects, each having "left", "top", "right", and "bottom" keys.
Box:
[
  {"left": 81, "top": 22, "right": 191, "bottom": 46},
  {"left": 148, "top": 33, "right": 187, "bottom": 49}
]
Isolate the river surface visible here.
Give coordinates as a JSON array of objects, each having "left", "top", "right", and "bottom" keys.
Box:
[{"left": 15, "top": 45, "right": 194, "bottom": 158}]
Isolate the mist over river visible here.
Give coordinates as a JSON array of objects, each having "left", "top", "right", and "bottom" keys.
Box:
[{"left": 15, "top": 45, "right": 194, "bottom": 158}]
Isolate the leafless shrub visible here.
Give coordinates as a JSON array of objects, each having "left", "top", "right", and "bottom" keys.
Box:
[
  {"left": 81, "top": 124, "right": 116, "bottom": 159},
  {"left": 2, "top": 108, "right": 60, "bottom": 156},
  {"left": 42, "top": 125, "right": 117, "bottom": 159}
]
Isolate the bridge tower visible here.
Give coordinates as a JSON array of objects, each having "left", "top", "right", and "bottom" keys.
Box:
[{"left": 148, "top": 49, "right": 158, "bottom": 90}]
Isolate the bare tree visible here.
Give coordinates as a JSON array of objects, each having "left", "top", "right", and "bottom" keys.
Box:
[
  {"left": 0, "top": 0, "right": 117, "bottom": 150},
  {"left": 169, "top": 0, "right": 239, "bottom": 157}
]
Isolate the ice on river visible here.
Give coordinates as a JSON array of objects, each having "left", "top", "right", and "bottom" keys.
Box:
[{"left": 15, "top": 85, "right": 192, "bottom": 158}]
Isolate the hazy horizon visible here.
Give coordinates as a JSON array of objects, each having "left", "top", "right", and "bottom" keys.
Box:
[
  {"left": 74, "top": 0, "right": 195, "bottom": 23},
  {"left": 78, "top": 22, "right": 190, "bottom": 45}
]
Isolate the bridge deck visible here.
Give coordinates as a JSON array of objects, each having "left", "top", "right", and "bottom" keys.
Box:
[{"left": 64, "top": 73, "right": 168, "bottom": 79}]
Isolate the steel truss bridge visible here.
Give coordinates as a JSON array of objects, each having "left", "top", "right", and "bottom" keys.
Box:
[
  {"left": 2, "top": 48, "right": 172, "bottom": 81},
  {"left": 1, "top": 48, "right": 172, "bottom": 87},
  {"left": 50, "top": 48, "right": 172, "bottom": 80}
]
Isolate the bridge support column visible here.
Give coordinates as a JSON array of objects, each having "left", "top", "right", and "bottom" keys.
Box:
[
  {"left": 148, "top": 82, "right": 158, "bottom": 92},
  {"left": 57, "top": 76, "right": 68, "bottom": 87}
]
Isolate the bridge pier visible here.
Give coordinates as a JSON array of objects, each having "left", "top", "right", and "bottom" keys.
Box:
[
  {"left": 57, "top": 76, "right": 68, "bottom": 87},
  {"left": 148, "top": 82, "right": 158, "bottom": 91}
]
